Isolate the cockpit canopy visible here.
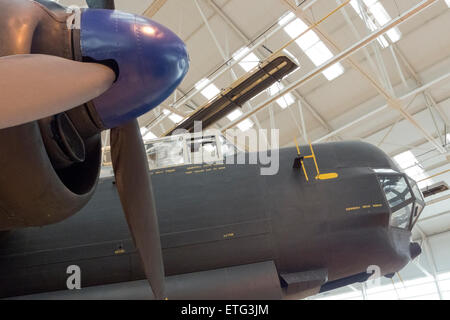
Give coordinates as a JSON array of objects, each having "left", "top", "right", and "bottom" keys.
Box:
[
  {"left": 374, "top": 169, "right": 425, "bottom": 230},
  {"left": 144, "top": 133, "right": 239, "bottom": 170}
]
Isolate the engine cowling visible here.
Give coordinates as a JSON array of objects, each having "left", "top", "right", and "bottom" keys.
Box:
[{"left": 0, "top": 115, "right": 102, "bottom": 231}]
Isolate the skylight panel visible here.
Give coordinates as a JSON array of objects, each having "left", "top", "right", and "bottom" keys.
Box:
[
  {"left": 143, "top": 131, "right": 157, "bottom": 140},
  {"left": 394, "top": 150, "right": 431, "bottom": 187},
  {"left": 268, "top": 82, "right": 282, "bottom": 96},
  {"left": 394, "top": 150, "right": 418, "bottom": 169},
  {"left": 201, "top": 83, "right": 220, "bottom": 100},
  {"left": 278, "top": 12, "right": 296, "bottom": 27},
  {"left": 163, "top": 108, "right": 183, "bottom": 124},
  {"left": 268, "top": 83, "right": 295, "bottom": 109},
  {"left": 295, "top": 30, "right": 320, "bottom": 51},
  {"left": 322, "top": 63, "right": 345, "bottom": 81},
  {"left": 168, "top": 113, "right": 183, "bottom": 124},
  {"left": 232, "top": 46, "right": 250, "bottom": 60},
  {"left": 195, "top": 78, "right": 210, "bottom": 90},
  {"left": 195, "top": 78, "right": 220, "bottom": 100},
  {"left": 304, "top": 41, "right": 333, "bottom": 66},
  {"left": 227, "top": 108, "right": 243, "bottom": 121},
  {"left": 281, "top": 17, "right": 344, "bottom": 80},
  {"left": 276, "top": 94, "right": 295, "bottom": 109},
  {"left": 350, "top": 0, "right": 402, "bottom": 46},
  {"left": 239, "top": 52, "right": 260, "bottom": 72},
  {"left": 233, "top": 47, "right": 260, "bottom": 72},
  {"left": 237, "top": 118, "right": 254, "bottom": 132},
  {"left": 284, "top": 18, "right": 308, "bottom": 38}
]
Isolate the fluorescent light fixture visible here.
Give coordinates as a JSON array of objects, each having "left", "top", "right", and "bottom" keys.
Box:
[
  {"left": 140, "top": 127, "right": 148, "bottom": 135},
  {"left": 162, "top": 108, "right": 171, "bottom": 115},
  {"left": 237, "top": 118, "right": 254, "bottom": 132},
  {"left": 227, "top": 108, "right": 243, "bottom": 121},
  {"left": 446, "top": 0, "right": 450, "bottom": 8},
  {"left": 350, "top": 0, "right": 402, "bottom": 46},
  {"left": 143, "top": 130, "right": 157, "bottom": 140}
]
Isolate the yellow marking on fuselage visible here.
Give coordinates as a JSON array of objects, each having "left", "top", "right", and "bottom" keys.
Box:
[
  {"left": 194, "top": 169, "right": 205, "bottom": 173},
  {"left": 346, "top": 206, "right": 361, "bottom": 212},
  {"left": 372, "top": 204, "right": 383, "bottom": 208},
  {"left": 165, "top": 169, "right": 176, "bottom": 173},
  {"left": 362, "top": 205, "right": 371, "bottom": 209},
  {"left": 187, "top": 166, "right": 202, "bottom": 170},
  {"left": 185, "top": 171, "right": 193, "bottom": 174},
  {"left": 223, "top": 233, "right": 235, "bottom": 238},
  {"left": 317, "top": 172, "right": 339, "bottom": 180},
  {"left": 114, "top": 249, "right": 125, "bottom": 255}
]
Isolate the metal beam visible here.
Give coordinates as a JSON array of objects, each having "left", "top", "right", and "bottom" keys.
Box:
[
  {"left": 314, "top": 70, "right": 450, "bottom": 143},
  {"left": 143, "top": 0, "right": 167, "bottom": 18},
  {"left": 223, "top": 0, "right": 440, "bottom": 136},
  {"left": 415, "top": 225, "right": 443, "bottom": 300},
  {"left": 281, "top": 0, "right": 444, "bottom": 153}
]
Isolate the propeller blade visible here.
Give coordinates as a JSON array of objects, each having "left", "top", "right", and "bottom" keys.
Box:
[
  {"left": 0, "top": 54, "right": 115, "bottom": 130},
  {"left": 86, "top": 0, "right": 115, "bottom": 9},
  {"left": 110, "top": 119, "right": 166, "bottom": 300}
]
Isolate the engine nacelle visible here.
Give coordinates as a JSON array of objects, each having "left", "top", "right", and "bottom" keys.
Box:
[{"left": 0, "top": 119, "right": 101, "bottom": 231}]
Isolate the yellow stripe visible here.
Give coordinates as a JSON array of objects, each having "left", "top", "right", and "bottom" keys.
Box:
[
  {"left": 309, "top": 143, "right": 320, "bottom": 178},
  {"left": 317, "top": 172, "right": 338, "bottom": 180},
  {"left": 294, "top": 138, "right": 300, "bottom": 155},
  {"left": 301, "top": 160, "right": 309, "bottom": 182},
  {"left": 346, "top": 206, "right": 360, "bottom": 212}
]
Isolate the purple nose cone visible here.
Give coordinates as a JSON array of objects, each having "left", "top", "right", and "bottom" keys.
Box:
[{"left": 80, "top": 9, "right": 189, "bottom": 129}]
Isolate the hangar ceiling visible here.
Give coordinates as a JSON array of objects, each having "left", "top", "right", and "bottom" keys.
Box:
[{"left": 57, "top": 0, "right": 450, "bottom": 299}]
